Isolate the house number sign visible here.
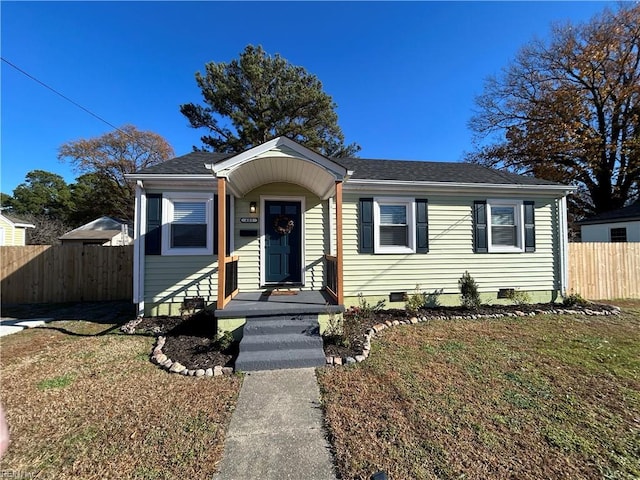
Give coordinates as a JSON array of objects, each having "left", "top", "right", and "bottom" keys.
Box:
[{"left": 240, "top": 217, "right": 258, "bottom": 223}]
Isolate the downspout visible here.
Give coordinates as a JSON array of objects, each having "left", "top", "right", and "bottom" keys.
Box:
[
  {"left": 559, "top": 195, "right": 569, "bottom": 297},
  {"left": 134, "top": 181, "right": 146, "bottom": 317}
]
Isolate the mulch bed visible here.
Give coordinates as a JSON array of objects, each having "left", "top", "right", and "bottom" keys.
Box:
[
  {"left": 322, "top": 302, "right": 620, "bottom": 359},
  {"left": 134, "top": 311, "right": 237, "bottom": 370},
  {"left": 130, "top": 301, "right": 619, "bottom": 370}
]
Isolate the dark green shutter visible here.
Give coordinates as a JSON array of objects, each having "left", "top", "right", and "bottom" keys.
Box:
[
  {"left": 359, "top": 198, "right": 374, "bottom": 253},
  {"left": 524, "top": 201, "right": 535, "bottom": 252},
  {"left": 145, "top": 194, "right": 162, "bottom": 255},
  {"left": 213, "top": 194, "right": 232, "bottom": 256},
  {"left": 416, "top": 199, "right": 429, "bottom": 253},
  {"left": 473, "top": 201, "right": 488, "bottom": 253}
]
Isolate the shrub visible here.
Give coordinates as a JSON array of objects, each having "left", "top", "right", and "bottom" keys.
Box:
[
  {"left": 405, "top": 284, "right": 427, "bottom": 314},
  {"left": 459, "top": 271, "right": 481, "bottom": 309},
  {"left": 349, "top": 293, "right": 386, "bottom": 319},
  {"left": 214, "top": 330, "right": 235, "bottom": 351},
  {"left": 505, "top": 289, "right": 531, "bottom": 305},
  {"left": 323, "top": 312, "right": 347, "bottom": 346},
  {"left": 563, "top": 292, "right": 588, "bottom": 307}
]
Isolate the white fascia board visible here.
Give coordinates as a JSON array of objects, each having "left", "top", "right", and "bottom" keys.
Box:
[
  {"left": 127, "top": 177, "right": 219, "bottom": 191},
  {"left": 125, "top": 174, "right": 216, "bottom": 182},
  {"left": 344, "top": 179, "right": 576, "bottom": 197},
  {"left": 13, "top": 223, "right": 36, "bottom": 228}
]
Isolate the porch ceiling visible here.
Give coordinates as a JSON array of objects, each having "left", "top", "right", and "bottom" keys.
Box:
[
  {"left": 210, "top": 137, "right": 349, "bottom": 200},
  {"left": 222, "top": 156, "right": 340, "bottom": 199}
]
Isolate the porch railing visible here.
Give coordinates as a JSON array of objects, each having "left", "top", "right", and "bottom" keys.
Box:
[
  {"left": 325, "top": 254, "right": 338, "bottom": 302},
  {"left": 223, "top": 255, "right": 239, "bottom": 303}
]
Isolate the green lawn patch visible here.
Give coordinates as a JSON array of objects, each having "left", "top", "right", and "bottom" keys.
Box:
[
  {"left": 318, "top": 303, "right": 640, "bottom": 480},
  {"left": 0, "top": 319, "right": 242, "bottom": 479}
]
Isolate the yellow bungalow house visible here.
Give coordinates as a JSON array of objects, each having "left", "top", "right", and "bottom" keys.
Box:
[
  {"left": 0, "top": 212, "right": 35, "bottom": 246},
  {"left": 127, "top": 137, "right": 575, "bottom": 370}
]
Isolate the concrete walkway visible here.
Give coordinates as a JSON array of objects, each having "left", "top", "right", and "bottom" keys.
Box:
[
  {"left": 0, "top": 318, "right": 53, "bottom": 337},
  {"left": 214, "top": 368, "right": 337, "bottom": 480}
]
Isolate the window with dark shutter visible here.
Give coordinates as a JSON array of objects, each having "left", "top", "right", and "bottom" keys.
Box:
[
  {"left": 359, "top": 198, "right": 374, "bottom": 253},
  {"left": 145, "top": 194, "right": 162, "bottom": 255},
  {"left": 474, "top": 199, "right": 535, "bottom": 253},
  {"left": 416, "top": 199, "right": 429, "bottom": 253},
  {"left": 524, "top": 201, "right": 535, "bottom": 252},
  {"left": 473, "top": 201, "right": 488, "bottom": 253}
]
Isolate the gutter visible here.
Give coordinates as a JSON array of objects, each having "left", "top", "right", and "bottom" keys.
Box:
[
  {"left": 560, "top": 196, "right": 570, "bottom": 297},
  {"left": 344, "top": 179, "right": 576, "bottom": 196},
  {"left": 133, "top": 181, "right": 146, "bottom": 316}
]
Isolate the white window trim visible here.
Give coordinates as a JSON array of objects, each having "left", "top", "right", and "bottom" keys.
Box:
[
  {"left": 161, "top": 192, "right": 214, "bottom": 256},
  {"left": 487, "top": 199, "right": 524, "bottom": 253},
  {"left": 374, "top": 197, "right": 416, "bottom": 254}
]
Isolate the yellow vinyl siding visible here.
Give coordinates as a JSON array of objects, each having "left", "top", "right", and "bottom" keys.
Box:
[
  {"left": 342, "top": 192, "right": 560, "bottom": 297},
  {"left": 234, "top": 183, "right": 328, "bottom": 291},
  {"left": 144, "top": 255, "right": 218, "bottom": 312},
  {"left": 0, "top": 217, "right": 28, "bottom": 246}
]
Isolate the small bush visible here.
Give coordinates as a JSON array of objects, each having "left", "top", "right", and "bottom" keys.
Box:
[
  {"left": 405, "top": 284, "right": 427, "bottom": 313},
  {"left": 563, "top": 292, "right": 588, "bottom": 307},
  {"left": 349, "top": 293, "right": 386, "bottom": 319},
  {"left": 459, "top": 271, "right": 481, "bottom": 309},
  {"left": 214, "top": 330, "right": 234, "bottom": 351},
  {"left": 506, "top": 289, "right": 531, "bottom": 305},
  {"left": 324, "top": 312, "right": 348, "bottom": 347}
]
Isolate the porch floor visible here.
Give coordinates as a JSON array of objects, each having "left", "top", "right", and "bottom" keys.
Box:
[{"left": 214, "top": 290, "right": 344, "bottom": 318}]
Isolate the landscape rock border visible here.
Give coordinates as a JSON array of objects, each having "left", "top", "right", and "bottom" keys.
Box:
[
  {"left": 120, "top": 319, "right": 234, "bottom": 378},
  {"left": 324, "top": 304, "right": 621, "bottom": 367}
]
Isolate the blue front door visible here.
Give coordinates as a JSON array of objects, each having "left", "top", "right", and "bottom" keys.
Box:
[{"left": 265, "top": 200, "right": 302, "bottom": 283}]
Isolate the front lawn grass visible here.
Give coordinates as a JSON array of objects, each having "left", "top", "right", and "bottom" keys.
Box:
[
  {"left": 0, "top": 320, "right": 242, "bottom": 479},
  {"left": 318, "top": 303, "right": 640, "bottom": 480}
]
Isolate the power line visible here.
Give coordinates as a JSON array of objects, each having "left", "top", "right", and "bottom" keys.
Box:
[{"left": 1, "top": 56, "right": 128, "bottom": 136}]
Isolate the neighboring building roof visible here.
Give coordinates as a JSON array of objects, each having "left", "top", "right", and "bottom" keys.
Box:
[
  {"left": 60, "top": 216, "right": 132, "bottom": 241},
  {"left": 135, "top": 151, "right": 564, "bottom": 187},
  {"left": 60, "top": 230, "right": 125, "bottom": 241},
  {"left": 578, "top": 201, "right": 640, "bottom": 225},
  {"left": 0, "top": 212, "right": 35, "bottom": 228}
]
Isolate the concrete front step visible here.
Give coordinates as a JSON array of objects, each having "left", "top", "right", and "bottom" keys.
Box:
[
  {"left": 240, "top": 332, "right": 323, "bottom": 352},
  {"left": 243, "top": 317, "right": 319, "bottom": 335},
  {"left": 235, "top": 348, "right": 327, "bottom": 372},
  {"left": 235, "top": 313, "right": 326, "bottom": 371}
]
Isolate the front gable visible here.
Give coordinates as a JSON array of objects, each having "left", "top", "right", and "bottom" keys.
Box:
[{"left": 209, "top": 137, "right": 350, "bottom": 199}]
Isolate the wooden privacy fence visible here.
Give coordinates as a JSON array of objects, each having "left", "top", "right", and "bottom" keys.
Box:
[
  {"left": 569, "top": 242, "right": 640, "bottom": 300},
  {"left": 1, "top": 245, "right": 133, "bottom": 304}
]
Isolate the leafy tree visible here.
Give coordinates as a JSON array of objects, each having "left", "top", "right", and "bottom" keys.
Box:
[
  {"left": 0, "top": 193, "right": 13, "bottom": 209},
  {"left": 180, "top": 45, "right": 360, "bottom": 157},
  {"left": 68, "top": 173, "right": 123, "bottom": 226},
  {"left": 468, "top": 4, "right": 640, "bottom": 216},
  {"left": 58, "top": 125, "right": 174, "bottom": 221},
  {"left": 10, "top": 170, "right": 74, "bottom": 222}
]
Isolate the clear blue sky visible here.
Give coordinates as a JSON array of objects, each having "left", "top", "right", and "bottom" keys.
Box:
[{"left": 1, "top": 1, "right": 612, "bottom": 195}]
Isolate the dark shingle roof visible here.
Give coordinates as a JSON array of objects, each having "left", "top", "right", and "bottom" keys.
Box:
[
  {"left": 1, "top": 213, "right": 35, "bottom": 226},
  {"left": 336, "top": 157, "right": 561, "bottom": 185},
  {"left": 138, "top": 152, "right": 232, "bottom": 175},
  {"left": 136, "top": 152, "right": 563, "bottom": 187},
  {"left": 578, "top": 201, "right": 640, "bottom": 225}
]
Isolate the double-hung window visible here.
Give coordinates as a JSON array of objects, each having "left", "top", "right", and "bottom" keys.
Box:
[
  {"left": 487, "top": 200, "right": 524, "bottom": 252},
  {"left": 374, "top": 197, "right": 415, "bottom": 253},
  {"left": 162, "top": 192, "right": 214, "bottom": 255}
]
